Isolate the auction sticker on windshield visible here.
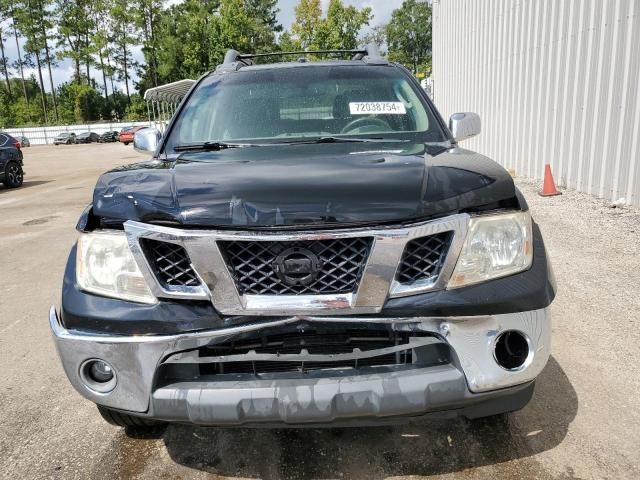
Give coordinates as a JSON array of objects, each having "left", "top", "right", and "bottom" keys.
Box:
[{"left": 349, "top": 102, "right": 407, "bottom": 115}]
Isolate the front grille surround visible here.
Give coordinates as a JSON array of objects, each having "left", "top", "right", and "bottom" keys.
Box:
[
  {"left": 218, "top": 238, "right": 373, "bottom": 295},
  {"left": 123, "top": 213, "right": 470, "bottom": 314}
]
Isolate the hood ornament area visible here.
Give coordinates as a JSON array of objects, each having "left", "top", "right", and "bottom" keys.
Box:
[{"left": 274, "top": 247, "right": 320, "bottom": 287}]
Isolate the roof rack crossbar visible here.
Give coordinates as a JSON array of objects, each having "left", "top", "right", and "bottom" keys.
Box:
[
  {"left": 222, "top": 43, "right": 384, "bottom": 66},
  {"left": 235, "top": 49, "right": 366, "bottom": 60}
]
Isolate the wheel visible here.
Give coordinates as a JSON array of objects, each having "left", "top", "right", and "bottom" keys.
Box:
[
  {"left": 3, "top": 161, "right": 24, "bottom": 188},
  {"left": 97, "top": 405, "right": 166, "bottom": 436},
  {"left": 124, "top": 142, "right": 129, "bottom": 146}
]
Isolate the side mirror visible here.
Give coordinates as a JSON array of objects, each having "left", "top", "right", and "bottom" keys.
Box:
[
  {"left": 449, "top": 112, "right": 481, "bottom": 142},
  {"left": 133, "top": 128, "right": 161, "bottom": 155}
]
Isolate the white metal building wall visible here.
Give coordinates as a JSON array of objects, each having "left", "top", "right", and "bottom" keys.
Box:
[{"left": 432, "top": 0, "right": 640, "bottom": 206}]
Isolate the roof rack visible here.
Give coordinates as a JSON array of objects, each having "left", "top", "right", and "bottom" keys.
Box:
[{"left": 217, "top": 43, "right": 386, "bottom": 72}]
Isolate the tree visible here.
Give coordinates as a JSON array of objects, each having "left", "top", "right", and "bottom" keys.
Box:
[
  {"left": 0, "top": 0, "right": 13, "bottom": 95},
  {"left": 290, "top": 0, "right": 321, "bottom": 50},
  {"left": 314, "top": 0, "right": 371, "bottom": 50},
  {"left": 153, "top": 0, "right": 220, "bottom": 82},
  {"left": 110, "top": 0, "right": 137, "bottom": 101},
  {"left": 0, "top": 85, "right": 13, "bottom": 126},
  {"left": 39, "top": 0, "right": 59, "bottom": 121},
  {"left": 135, "top": 0, "right": 163, "bottom": 91},
  {"left": 286, "top": 0, "right": 371, "bottom": 52},
  {"left": 10, "top": 14, "right": 30, "bottom": 115},
  {"left": 9, "top": 76, "right": 46, "bottom": 125},
  {"left": 54, "top": 0, "right": 93, "bottom": 83},
  {"left": 218, "top": 0, "right": 281, "bottom": 54},
  {"left": 15, "top": 0, "right": 56, "bottom": 122},
  {"left": 386, "top": 0, "right": 432, "bottom": 75},
  {"left": 124, "top": 93, "right": 146, "bottom": 120}
]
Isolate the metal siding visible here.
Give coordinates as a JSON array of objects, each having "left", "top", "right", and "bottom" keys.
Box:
[{"left": 433, "top": 0, "right": 640, "bottom": 207}]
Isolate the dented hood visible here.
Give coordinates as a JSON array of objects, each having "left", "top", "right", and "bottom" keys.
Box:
[{"left": 92, "top": 143, "right": 516, "bottom": 228}]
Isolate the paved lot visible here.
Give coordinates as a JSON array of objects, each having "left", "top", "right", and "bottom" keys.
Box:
[{"left": 1, "top": 144, "right": 639, "bottom": 480}]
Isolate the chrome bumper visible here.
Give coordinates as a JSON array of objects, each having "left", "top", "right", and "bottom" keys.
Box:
[{"left": 49, "top": 307, "right": 551, "bottom": 422}]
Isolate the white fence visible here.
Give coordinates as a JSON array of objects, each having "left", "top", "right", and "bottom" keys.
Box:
[{"left": 3, "top": 121, "right": 153, "bottom": 146}]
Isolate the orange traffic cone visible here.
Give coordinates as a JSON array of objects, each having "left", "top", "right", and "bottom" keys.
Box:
[{"left": 539, "top": 164, "right": 562, "bottom": 197}]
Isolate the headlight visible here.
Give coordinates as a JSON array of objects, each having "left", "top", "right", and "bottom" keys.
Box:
[
  {"left": 448, "top": 211, "right": 533, "bottom": 288},
  {"left": 76, "top": 231, "right": 156, "bottom": 304}
]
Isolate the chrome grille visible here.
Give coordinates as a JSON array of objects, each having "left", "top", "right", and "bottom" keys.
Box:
[
  {"left": 218, "top": 238, "right": 373, "bottom": 295},
  {"left": 141, "top": 239, "right": 200, "bottom": 287},
  {"left": 396, "top": 232, "right": 453, "bottom": 285}
]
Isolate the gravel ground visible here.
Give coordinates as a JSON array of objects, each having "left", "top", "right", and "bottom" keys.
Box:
[{"left": 0, "top": 144, "right": 639, "bottom": 480}]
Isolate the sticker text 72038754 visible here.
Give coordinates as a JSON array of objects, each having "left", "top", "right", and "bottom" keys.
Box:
[{"left": 348, "top": 102, "right": 407, "bottom": 115}]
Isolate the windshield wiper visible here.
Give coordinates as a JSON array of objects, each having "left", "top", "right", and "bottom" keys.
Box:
[
  {"left": 275, "top": 136, "right": 407, "bottom": 145},
  {"left": 174, "top": 141, "right": 252, "bottom": 152},
  {"left": 174, "top": 137, "right": 408, "bottom": 151}
]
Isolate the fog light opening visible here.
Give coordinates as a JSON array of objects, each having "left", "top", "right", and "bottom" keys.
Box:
[
  {"left": 89, "top": 360, "right": 114, "bottom": 383},
  {"left": 494, "top": 330, "right": 531, "bottom": 371},
  {"left": 79, "top": 359, "right": 117, "bottom": 393}
]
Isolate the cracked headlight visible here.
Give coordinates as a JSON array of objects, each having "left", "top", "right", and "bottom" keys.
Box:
[
  {"left": 448, "top": 211, "right": 533, "bottom": 289},
  {"left": 76, "top": 231, "right": 156, "bottom": 304}
]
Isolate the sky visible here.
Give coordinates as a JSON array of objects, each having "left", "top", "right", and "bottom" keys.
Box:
[{"left": 2, "top": 0, "right": 399, "bottom": 93}]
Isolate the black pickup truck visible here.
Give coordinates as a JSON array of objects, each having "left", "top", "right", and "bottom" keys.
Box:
[{"left": 50, "top": 46, "right": 555, "bottom": 431}]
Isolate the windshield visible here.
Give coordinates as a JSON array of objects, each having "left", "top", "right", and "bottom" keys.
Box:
[
  {"left": 57, "top": 133, "right": 69, "bottom": 138},
  {"left": 164, "top": 65, "right": 446, "bottom": 152}
]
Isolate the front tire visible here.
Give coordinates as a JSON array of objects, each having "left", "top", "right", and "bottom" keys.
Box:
[
  {"left": 3, "top": 161, "right": 24, "bottom": 188},
  {"left": 97, "top": 405, "right": 166, "bottom": 436}
]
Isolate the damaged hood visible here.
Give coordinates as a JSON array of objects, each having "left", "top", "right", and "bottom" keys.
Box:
[{"left": 92, "top": 143, "right": 516, "bottom": 228}]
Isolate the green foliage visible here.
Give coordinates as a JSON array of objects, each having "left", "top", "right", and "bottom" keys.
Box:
[
  {"left": 154, "top": 0, "right": 221, "bottom": 83},
  {"left": 291, "top": 0, "right": 322, "bottom": 50},
  {"left": 73, "top": 84, "right": 103, "bottom": 122},
  {"left": 288, "top": 0, "right": 371, "bottom": 52},
  {"left": 385, "top": 0, "right": 432, "bottom": 76},
  {"left": 124, "top": 93, "right": 147, "bottom": 121},
  {"left": 317, "top": 0, "right": 372, "bottom": 50},
  {"left": 53, "top": 0, "right": 94, "bottom": 80}
]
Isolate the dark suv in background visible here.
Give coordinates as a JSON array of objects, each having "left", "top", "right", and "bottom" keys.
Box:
[
  {"left": 76, "top": 132, "right": 100, "bottom": 144},
  {"left": 50, "top": 45, "right": 555, "bottom": 431},
  {"left": 0, "top": 132, "right": 24, "bottom": 188},
  {"left": 98, "top": 131, "right": 119, "bottom": 143}
]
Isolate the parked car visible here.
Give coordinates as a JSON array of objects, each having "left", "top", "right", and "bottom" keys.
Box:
[
  {"left": 50, "top": 46, "right": 555, "bottom": 432},
  {"left": 76, "top": 132, "right": 100, "bottom": 144},
  {"left": 98, "top": 131, "right": 118, "bottom": 143},
  {"left": 17, "top": 136, "right": 30, "bottom": 147},
  {"left": 53, "top": 132, "right": 76, "bottom": 145},
  {"left": 1, "top": 132, "right": 23, "bottom": 152},
  {"left": 118, "top": 126, "right": 147, "bottom": 145},
  {"left": 0, "top": 132, "right": 24, "bottom": 188}
]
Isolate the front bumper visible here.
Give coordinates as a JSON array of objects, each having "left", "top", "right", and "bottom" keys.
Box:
[{"left": 50, "top": 306, "right": 551, "bottom": 425}]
